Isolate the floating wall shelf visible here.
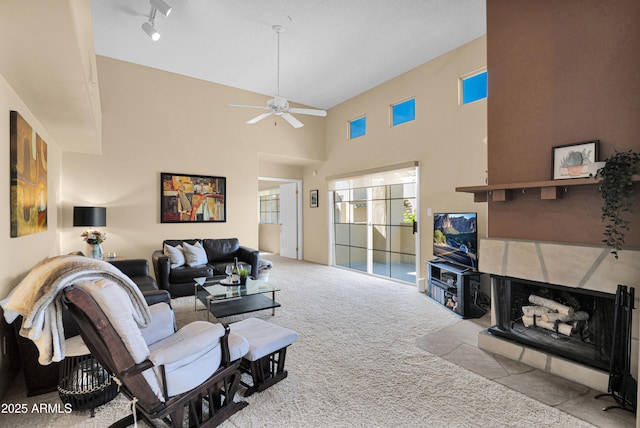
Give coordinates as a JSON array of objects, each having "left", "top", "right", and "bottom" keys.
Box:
[{"left": 456, "top": 176, "right": 640, "bottom": 202}]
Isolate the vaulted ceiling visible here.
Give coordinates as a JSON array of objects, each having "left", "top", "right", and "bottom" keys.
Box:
[
  {"left": 0, "top": 1, "right": 485, "bottom": 153},
  {"left": 91, "top": 0, "right": 486, "bottom": 110}
]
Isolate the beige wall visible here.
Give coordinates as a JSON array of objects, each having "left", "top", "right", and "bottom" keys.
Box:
[
  {"left": 258, "top": 224, "right": 280, "bottom": 253},
  {"left": 1, "top": 36, "right": 486, "bottom": 290},
  {"left": 61, "top": 57, "right": 324, "bottom": 261},
  {"left": 303, "top": 36, "right": 488, "bottom": 279},
  {"left": 0, "top": 73, "right": 63, "bottom": 393},
  {"left": 0, "top": 74, "right": 62, "bottom": 300}
]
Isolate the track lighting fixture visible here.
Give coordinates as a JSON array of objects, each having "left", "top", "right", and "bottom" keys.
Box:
[
  {"left": 150, "top": 0, "right": 172, "bottom": 17},
  {"left": 141, "top": 0, "right": 172, "bottom": 41},
  {"left": 142, "top": 20, "right": 160, "bottom": 41}
]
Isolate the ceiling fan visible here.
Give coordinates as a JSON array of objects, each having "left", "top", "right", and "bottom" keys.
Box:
[{"left": 229, "top": 25, "right": 327, "bottom": 128}]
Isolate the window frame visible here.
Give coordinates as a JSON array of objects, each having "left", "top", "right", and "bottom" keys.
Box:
[{"left": 258, "top": 192, "right": 280, "bottom": 225}]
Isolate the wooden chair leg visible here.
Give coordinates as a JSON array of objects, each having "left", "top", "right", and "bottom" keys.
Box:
[
  {"left": 244, "top": 347, "right": 290, "bottom": 397},
  {"left": 169, "top": 405, "right": 184, "bottom": 428}
]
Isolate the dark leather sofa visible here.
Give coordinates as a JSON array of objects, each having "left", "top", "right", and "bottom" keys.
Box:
[{"left": 152, "top": 238, "right": 260, "bottom": 298}]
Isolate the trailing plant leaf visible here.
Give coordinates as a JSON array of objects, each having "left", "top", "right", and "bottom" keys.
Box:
[{"left": 595, "top": 149, "right": 640, "bottom": 258}]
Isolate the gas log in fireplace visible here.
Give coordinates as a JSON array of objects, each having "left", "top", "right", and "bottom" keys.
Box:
[{"left": 489, "top": 276, "right": 616, "bottom": 371}]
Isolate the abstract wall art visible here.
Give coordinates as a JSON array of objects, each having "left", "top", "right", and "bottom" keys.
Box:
[
  {"left": 10, "top": 111, "right": 48, "bottom": 237},
  {"left": 160, "top": 172, "right": 226, "bottom": 223}
]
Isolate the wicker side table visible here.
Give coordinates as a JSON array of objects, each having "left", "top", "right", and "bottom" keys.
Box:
[{"left": 58, "top": 336, "right": 118, "bottom": 416}]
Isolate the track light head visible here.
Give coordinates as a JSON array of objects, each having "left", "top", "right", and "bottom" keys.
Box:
[
  {"left": 142, "top": 21, "right": 160, "bottom": 41},
  {"left": 151, "top": 0, "right": 172, "bottom": 17}
]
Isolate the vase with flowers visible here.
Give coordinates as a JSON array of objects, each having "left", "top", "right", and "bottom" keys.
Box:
[{"left": 81, "top": 229, "right": 107, "bottom": 259}]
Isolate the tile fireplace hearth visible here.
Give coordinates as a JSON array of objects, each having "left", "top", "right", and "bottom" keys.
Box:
[{"left": 477, "top": 239, "right": 640, "bottom": 391}]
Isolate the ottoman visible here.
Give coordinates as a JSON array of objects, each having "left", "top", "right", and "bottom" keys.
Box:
[{"left": 230, "top": 318, "right": 298, "bottom": 396}]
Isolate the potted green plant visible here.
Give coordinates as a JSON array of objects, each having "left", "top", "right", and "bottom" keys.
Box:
[
  {"left": 594, "top": 149, "right": 640, "bottom": 258},
  {"left": 403, "top": 210, "right": 418, "bottom": 234},
  {"left": 239, "top": 266, "right": 251, "bottom": 285}
]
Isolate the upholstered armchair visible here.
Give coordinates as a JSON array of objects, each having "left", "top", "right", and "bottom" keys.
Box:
[{"left": 63, "top": 279, "right": 250, "bottom": 427}]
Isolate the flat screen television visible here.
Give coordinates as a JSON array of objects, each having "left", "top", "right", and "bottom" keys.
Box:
[{"left": 433, "top": 212, "right": 478, "bottom": 270}]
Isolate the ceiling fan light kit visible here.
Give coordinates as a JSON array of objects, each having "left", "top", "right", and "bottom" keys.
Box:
[
  {"left": 229, "top": 25, "right": 327, "bottom": 128},
  {"left": 142, "top": 0, "right": 172, "bottom": 41}
]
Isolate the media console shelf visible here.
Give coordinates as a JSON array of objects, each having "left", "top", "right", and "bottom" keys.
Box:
[{"left": 426, "top": 260, "right": 486, "bottom": 319}]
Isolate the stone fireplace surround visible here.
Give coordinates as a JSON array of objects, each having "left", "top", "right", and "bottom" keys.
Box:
[{"left": 477, "top": 238, "right": 640, "bottom": 391}]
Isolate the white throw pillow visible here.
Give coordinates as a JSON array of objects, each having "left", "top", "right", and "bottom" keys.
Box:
[
  {"left": 182, "top": 241, "right": 208, "bottom": 267},
  {"left": 164, "top": 244, "right": 185, "bottom": 268}
]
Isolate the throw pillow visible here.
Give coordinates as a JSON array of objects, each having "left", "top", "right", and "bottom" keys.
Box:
[
  {"left": 164, "top": 244, "right": 185, "bottom": 268},
  {"left": 182, "top": 241, "right": 208, "bottom": 267}
]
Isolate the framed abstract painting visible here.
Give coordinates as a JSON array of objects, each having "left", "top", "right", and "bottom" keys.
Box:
[
  {"left": 10, "top": 111, "right": 48, "bottom": 237},
  {"left": 160, "top": 172, "right": 226, "bottom": 223}
]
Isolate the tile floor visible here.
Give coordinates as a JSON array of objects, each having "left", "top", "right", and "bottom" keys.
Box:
[{"left": 416, "top": 313, "right": 636, "bottom": 428}]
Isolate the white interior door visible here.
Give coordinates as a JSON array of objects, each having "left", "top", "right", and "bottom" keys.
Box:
[{"left": 280, "top": 182, "right": 298, "bottom": 259}]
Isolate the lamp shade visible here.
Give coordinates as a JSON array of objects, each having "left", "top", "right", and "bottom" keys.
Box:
[{"left": 73, "top": 207, "right": 106, "bottom": 227}]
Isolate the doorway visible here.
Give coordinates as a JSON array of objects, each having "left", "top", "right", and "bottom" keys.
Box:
[
  {"left": 258, "top": 177, "right": 303, "bottom": 260},
  {"left": 329, "top": 163, "right": 419, "bottom": 284}
]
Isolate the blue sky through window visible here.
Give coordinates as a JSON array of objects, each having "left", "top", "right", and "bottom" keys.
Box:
[
  {"left": 392, "top": 98, "right": 415, "bottom": 126},
  {"left": 462, "top": 71, "right": 487, "bottom": 104},
  {"left": 350, "top": 117, "right": 366, "bottom": 139}
]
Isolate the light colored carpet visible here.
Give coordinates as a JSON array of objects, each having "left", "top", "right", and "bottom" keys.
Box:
[{"left": 3, "top": 255, "right": 595, "bottom": 427}]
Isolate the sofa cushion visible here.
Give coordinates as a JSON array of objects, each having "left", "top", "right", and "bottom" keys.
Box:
[
  {"left": 202, "top": 238, "right": 239, "bottom": 262},
  {"left": 169, "top": 264, "right": 214, "bottom": 284},
  {"left": 182, "top": 241, "right": 208, "bottom": 267},
  {"left": 164, "top": 244, "right": 186, "bottom": 268}
]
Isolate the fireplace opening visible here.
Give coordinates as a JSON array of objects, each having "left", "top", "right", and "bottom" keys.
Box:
[{"left": 489, "top": 276, "right": 616, "bottom": 371}]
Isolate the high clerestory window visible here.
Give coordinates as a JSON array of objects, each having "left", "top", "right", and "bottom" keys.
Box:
[
  {"left": 461, "top": 70, "right": 488, "bottom": 104},
  {"left": 349, "top": 116, "right": 366, "bottom": 139},
  {"left": 391, "top": 98, "right": 415, "bottom": 126}
]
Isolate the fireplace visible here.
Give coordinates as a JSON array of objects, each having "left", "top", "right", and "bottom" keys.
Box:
[
  {"left": 489, "top": 275, "right": 615, "bottom": 371},
  {"left": 476, "top": 238, "right": 640, "bottom": 390}
]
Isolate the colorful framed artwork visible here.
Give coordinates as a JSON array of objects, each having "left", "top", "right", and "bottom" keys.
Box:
[
  {"left": 310, "top": 189, "right": 318, "bottom": 208},
  {"left": 552, "top": 140, "right": 599, "bottom": 180},
  {"left": 160, "top": 172, "right": 226, "bottom": 223},
  {"left": 10, "top": 111, "right": 48, "bottom": 237}
]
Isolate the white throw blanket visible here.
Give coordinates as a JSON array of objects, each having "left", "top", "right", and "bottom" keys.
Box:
[{"left": 0, "top": 255, "right": 151, "bottom": 364}]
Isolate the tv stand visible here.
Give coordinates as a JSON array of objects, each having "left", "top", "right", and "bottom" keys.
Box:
[{"left": 426, "top": 260, "right": 486, "bottom": 319}]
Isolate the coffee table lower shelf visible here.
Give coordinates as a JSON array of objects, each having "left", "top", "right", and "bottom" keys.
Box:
[{"left": 206, "top": 294, "right": 281, "bottom": 318}]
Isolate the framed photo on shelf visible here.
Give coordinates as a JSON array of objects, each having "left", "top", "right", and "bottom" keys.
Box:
[
  {"left": 552, "top": 140, "right": 599, "bottom": 180},
  {"left": 310, "top": 189, "right": 319, "bottom": 208},
  {"left": 160, "top": 172, "right": 226, "bottom": 223}
]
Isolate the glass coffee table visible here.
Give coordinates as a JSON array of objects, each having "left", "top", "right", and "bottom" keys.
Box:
[{"left": 194, "top": 277, "right": 281, "bottom": 320}]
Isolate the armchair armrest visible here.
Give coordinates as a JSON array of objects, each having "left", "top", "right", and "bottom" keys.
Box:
[
  {"left": 238, "top": 246, "right": 260, "bottom": 279},
  {"left": 109, "top": 259, "right": 150, "bottom": 277},
  {"left": 152, "top": 250, "right": 171, "bottom": 291},
  {"left": 143, "top": 289, "right": 171, "bottom": 307},
  {"left": 122, "top": 359, "right": 155, "bottom": 378}
]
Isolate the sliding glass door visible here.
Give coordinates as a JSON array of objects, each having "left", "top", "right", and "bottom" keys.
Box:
[{"left": 334, "top": 182, "right": 417, "bottom": 283}]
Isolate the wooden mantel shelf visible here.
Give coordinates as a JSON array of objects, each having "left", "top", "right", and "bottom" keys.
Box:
[{"left": 456, "top": 175, "right": 640, "bottom": 202}]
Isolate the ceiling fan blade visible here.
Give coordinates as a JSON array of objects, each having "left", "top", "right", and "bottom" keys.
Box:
[
  {"left": 281, "top": 113, "right": 304, "bottom": 128},
  {"left": 289, "top": 107, "right": 327, "bottom": 117},
  {"left": 247, "top": 112, "right": 273, "bottom": 124},
  {"left": 229, "top": 103, "right": 270, "bottom": 110}
]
